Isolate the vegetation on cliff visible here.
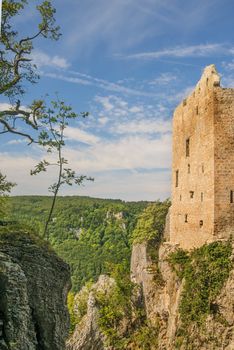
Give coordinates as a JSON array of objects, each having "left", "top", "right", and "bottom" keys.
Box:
[
  {"left": 131, "top": 200, "right": 170, "bottom": 285},
  {"left": 96, "top": 264, "right": 159, "bottom": 350},
  {"left": 131, "top": 200, "right": 170, "bottom": 244},
  {"left": 67, "top": 200, "right": 170, "bottom": 349},
  {"left": 168, "top": 241, "right": 233, "bottom": 348}
]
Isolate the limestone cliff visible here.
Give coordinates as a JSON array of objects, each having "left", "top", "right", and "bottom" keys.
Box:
[
  {"left": 66, "top": 275, "right": 115, "bottom": 350},
  {"left": 130, "top": 240, "right": 234, "bottom": 350},
  {"left": 0, "top": 228, "right": 71, "bottom": 350},
  {"left": 67, "top": 238, "right": 234, "bottom": 350}
]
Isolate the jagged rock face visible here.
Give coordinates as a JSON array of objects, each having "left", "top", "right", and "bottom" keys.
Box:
[
  {"left": 67, "top": 293, "right": 105, "bottom": 350},
  {"left": 130, "top": 241, "right": 234, "bottom": 350},
  {"left": 0, "top": 230, "right": 71, "bottom": 350},
  {"left": 66, "top": 275, "right": 115, "bottom": 350}
]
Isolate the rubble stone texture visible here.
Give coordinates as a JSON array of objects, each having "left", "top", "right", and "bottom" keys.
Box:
[{"left": 170, "top": 64, "right": 234, "bottom": 249}]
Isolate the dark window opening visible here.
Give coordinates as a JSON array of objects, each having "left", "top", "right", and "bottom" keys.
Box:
[
  {"left": 180, "top": 195, "right": 182, "bottom": 201},
  {"left": 188, "top": 164, "right": 190, "bottom": 174},
  {"left": 230, "top": 190, "right": 233, "bottom": 203},
  {"left": 196, "top": 106, "right": 198, "bottom": 115},
  {"left": 202, "top": 164, "right": 204, "bottom": 173},
  {"left": 176, "top": 170, "right": 179, "bottom": 187},
  {"left": 185, "top": 214, "right": 188, "bottom": 223},
  {"left": 190, "top": 191, "right": 194, "bottom": 198},
  {"left": 201, "top": 192, "right": 204, "bottom": 202},
  {"left": 199, "top": 220, "right": 203, "bottom": 228},
  {"left": 186, "top": 138, "right": 190, "bottom": 157}
]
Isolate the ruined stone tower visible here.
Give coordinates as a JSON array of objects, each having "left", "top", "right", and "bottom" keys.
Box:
[{"left": 169, "top": 64, "right": 234, "bottom": 249}]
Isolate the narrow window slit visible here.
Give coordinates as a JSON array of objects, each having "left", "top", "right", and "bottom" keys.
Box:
[
  {"left": 176, "top": 170, "right": 179, "bottom": 187},
  {"left": 230, "top": 190, "right": 233, "bottom": 203},
  {"left": 186, "top": 138, "right": 190, "bottom": 157},
  {"left": 185, "top": 214, "right": 188, "bottom": 223}
]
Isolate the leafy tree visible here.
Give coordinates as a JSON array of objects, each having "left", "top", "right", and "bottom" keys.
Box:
[
  {"left": 131, "top": 200, "right": 170, "bottom": 244},
  {"left": 0, "top": 1, "right": 92, "bottom": 237},
  {"left": 0, "top": 0, "right": 60, "bottom": 142},
  {"left": 30, "top": 100, "right": 93, "bottom": 238},
  {"left": 0, "top": 0, "right": 61, "bottom": 218}
]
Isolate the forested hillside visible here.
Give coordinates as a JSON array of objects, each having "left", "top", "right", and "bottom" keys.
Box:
[{"left": 8, "top": 196, "right": 150, "bottom": 291}]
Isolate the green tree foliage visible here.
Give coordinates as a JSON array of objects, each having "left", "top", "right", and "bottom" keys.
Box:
[
  {"left": 1, "top": 2, "right": 91, "bottom": 238},
  {"left": 8, "top": 195, "right": 149, "bottom": 291},
  {"left": 96, "top": 263, "right": 135, "bottom": 349},
  {"left": 130, "top": 200, "right": 170, "bottom": 285},
  {"left": 0, "top": 0, "right": 60, "bottom": 141},
  {"left": 96, "top": 263, "right": 159, "bottom": 350},
  {"left": 131, "top": 200, "right": 170, "bottom": 244}
]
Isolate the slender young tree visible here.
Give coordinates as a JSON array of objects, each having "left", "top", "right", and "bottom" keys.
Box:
[
  {"left": 0, "top": 1, "right": 93, "bottom": 237},
  {"left": 30, "top": 100, "right": 94, "bottom": 239}
]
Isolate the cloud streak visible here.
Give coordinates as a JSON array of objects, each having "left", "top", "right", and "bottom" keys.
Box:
[
  {"left": 42, "top": 70, "right": 158, "bottom": 97},
  {"left": 121, "top": 43, "right": 230, "bottom": 60},
  {"left": 32, "top": 50, "right": 70, "bottom": 69}
]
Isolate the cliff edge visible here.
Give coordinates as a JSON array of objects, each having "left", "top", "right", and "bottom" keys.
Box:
[{"left": 0, "top": 227, "right": 71, "bottom": 350}]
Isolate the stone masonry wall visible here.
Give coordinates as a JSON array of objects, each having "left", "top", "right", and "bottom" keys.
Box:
[
  {"left": 214, "top": 88, "right": 234, "bottom": 238},
  {"left": 169, "top": 65, "right": 230, "bottom": 249}
]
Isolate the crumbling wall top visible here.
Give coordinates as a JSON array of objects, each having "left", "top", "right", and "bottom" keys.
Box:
[{"left": 195, "top": 64, "right": 220, "bottom": 93}]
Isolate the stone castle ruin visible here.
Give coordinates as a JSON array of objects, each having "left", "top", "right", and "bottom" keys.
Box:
[{"left": 169, "top": 65, "right": 234, "bottom": 249}]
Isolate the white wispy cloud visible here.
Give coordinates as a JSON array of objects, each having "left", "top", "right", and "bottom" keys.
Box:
[
  {"left": 63, "top": 133, "right": 171, "bottom": 173},
  {"left": 43, "top": 72, "right": 92, "bottom": 86},
  {"left": 42, "top": 70, "right": 158, "bottom": 97},
  {"left": 0, "top": 103, "right": 12, "bottom": 111},
  {"left": 112, "top": 119, "right": 171, "bottom": 135},
  {"left": 31, "top": 50, "right": 70, "bottom": 69},
  {"left": 95, "top": 96, "right": 114, "bottom": 111},
  {"left": 63, "top": 0, "right": 169, "bottom": 53},
  {"left": 93, "top": 94, "right": 170, "bottom": 124},
  {"left": 7, "top": 139, "right": 27, "bottom": 145},
  {"left": 65, "top": 126, "right": 100, "bottom": 145},
  {"left": 1, "top": 151, "right": 170, "bottom": 200},
  {"left": 222, "top": 59, "right": 234, "bottom": 71},
  {"left": 122, "top": 43, "right": 227, "bottom": 60},
  {"left": 76, "top": 170, "right": 171, "bottom": 201},
  {"left": 148, "top": 72, "right": 177, "bottom": 85}
]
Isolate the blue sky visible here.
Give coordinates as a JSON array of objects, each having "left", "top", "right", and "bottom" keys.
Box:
[{"left": 1, "top": 0, "right": 234, "bottom": 200}]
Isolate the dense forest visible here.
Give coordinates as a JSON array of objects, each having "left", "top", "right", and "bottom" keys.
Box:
[{"left": 7, "top": 196, "right": 152, "bottom": 291}]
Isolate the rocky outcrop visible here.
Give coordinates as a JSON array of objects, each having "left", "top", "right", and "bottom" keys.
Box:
[
  {"left": 130, "top": 240, "right": 234, "bottom": 350},
  {"left": 0, "top": 229, "right": 71, "bottom": 350},
  {"left": 66, "top": 275, "right": 115, "bottom": 350}
]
